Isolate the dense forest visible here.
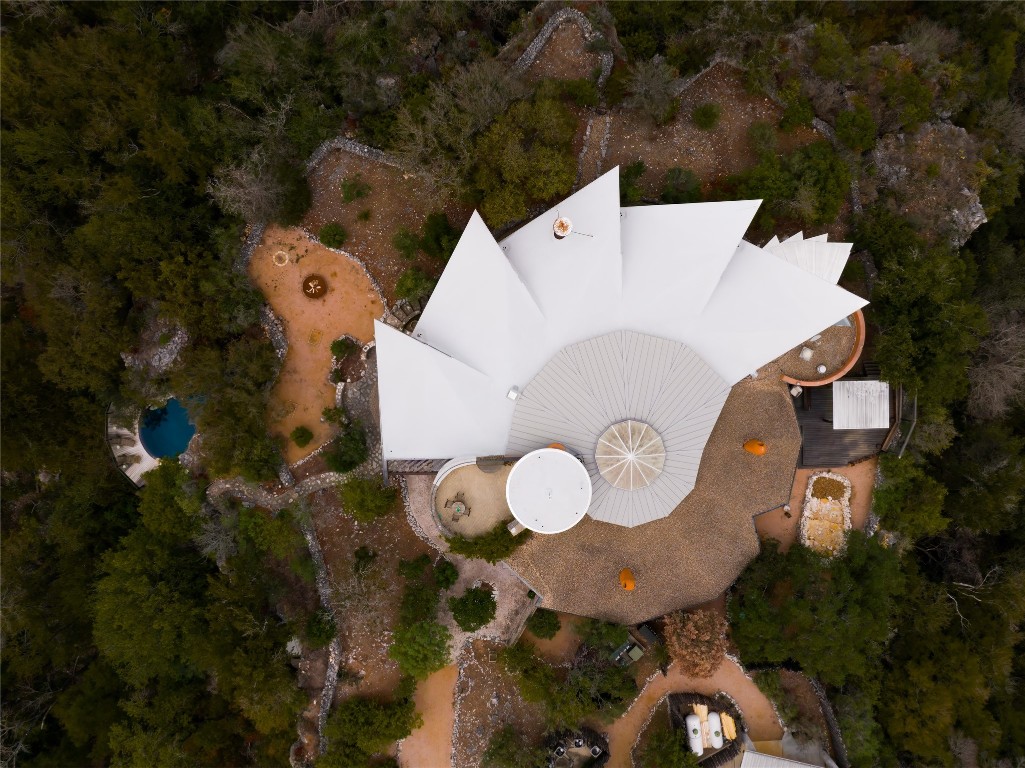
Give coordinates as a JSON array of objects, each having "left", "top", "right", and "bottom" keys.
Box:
[{"left": 2, "top": 2, "right": 1024, "bottom": 767}]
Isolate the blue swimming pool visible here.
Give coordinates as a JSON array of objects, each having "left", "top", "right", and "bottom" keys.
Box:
[{"left": 139, "top": 398, "right": 196, "bottom": 458}]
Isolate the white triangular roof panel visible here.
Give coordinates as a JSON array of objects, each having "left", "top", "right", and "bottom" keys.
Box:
[
  {"left": 621, "top": 199, "right": 761, "bottom": 319},
  {"left": 413, "top": 212, "right": 546, "bottom": 388},
  {"left": 375, "top": 321, "right": 513, "bottom": 459}
]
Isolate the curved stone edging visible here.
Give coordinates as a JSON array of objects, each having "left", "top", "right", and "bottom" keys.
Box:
[
  {"left": 781, "top": 310, "right": 866, "bottom": 387},
  {"left": 511, "top": 7, "right": 614, "bottom": 90}
]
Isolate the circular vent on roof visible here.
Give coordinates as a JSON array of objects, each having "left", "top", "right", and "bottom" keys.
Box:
[
  {"left": 595, "top": 420, "right": 665, "bottom": 491},
  {"left": 553, "top": 216, "right": 573, "bottom": 239}
]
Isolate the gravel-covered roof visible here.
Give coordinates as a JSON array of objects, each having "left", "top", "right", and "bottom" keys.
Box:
[{"left": 506, "top": 375, "right": 800, "bottom": 624}]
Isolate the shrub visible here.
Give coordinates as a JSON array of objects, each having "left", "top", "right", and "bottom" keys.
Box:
[
  {"left": 392, "top": 227, "right": 421, "bottom": 260},
  {"left": 420, "top": 212, "right": 458, "bottom": 261},
  {"left": 357, "top": 208, "right": 371, "bottom": 221},
  {"left": 434, "top": 559, "right": 459, "bottom": 590},
  {"left": 579, "top": 618, "right": 630, "bottom": 652},
  {"left": 449, "top": 586, "right": 497, "bottom": 631},
  {"left": 353, "top": 545, "right": 377, "bottom": 575},
  {"left": 322, "top": 693, "right": 421, "bottom": 765},
  {"left": 322, "top": 405, "right": 347, "bottom": 426},
  {"left": 388, "top": 620, "right": 451, "bottom": 679},
  {"left": 290, "top": 425, "right": 313, "bottom": 447},
  {"left": 625, "top": 55, "right": 678, "bottom": 126},
  {"left": 330, "top": 337, "right": 357, "bottom": 359},
  {"left": 663, "top": 608, "right": 728, "bottom": 677},
  {"left": 395, "top": 268, "right": 436, "bottom": 300},
  {"left": 341, "top": 173, "right": 371, "bottom": 203},
  {"left": 620, "top": 160, "right": 647, "bottom": 205},
  {"left": 323, "top": 421, "right": 368, "bottom": 473},
  {"left": 779, "top": 79, "right": 814, "bottom": 131},
  {"left": 398, "top": 554, "right": 442, "bottom": 626},
  {"left": 747, "top": 121, "right": 778, "bottom": 159},
  {"left": 835, "top": 103, "right": 878, "bottom": 152},
  {"left": 483, "top": 726, "right": 547, "bottom": 768},
  {"left": 318, "top": 222, "right": 348, "bottom": 248},
  {"left": 446, "top": 522, "right": 530, "bottom": 563},
  {"left": 338, "top": 477, "right": 398, "bottom": 523},
  {"left": 305, "top": 609, "right": 336, "bottom": 649},
  {"left": 692, "top": 102, "right": 721, "bottom": 130},
  {"left": 562, "top": 78, "right": 600, "bottom": 107},
  {"left": 640, "top": 726, "right": 701, "bottom": 768},
  {"left": 660, "top": 167, "right": 702, "bottom": 204},
  {"left": 526, "top": 608, "right": 561, "bottom": 639}
]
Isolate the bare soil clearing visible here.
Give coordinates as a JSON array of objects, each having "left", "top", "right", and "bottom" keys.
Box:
[
  {"left": 525, "top": 21, "right": 602, "bottom": 83},
  {"left": 399, "top": 664, "right": 458, "bottom": 768},
  {"left": 250, "top": 226, "right": 383, "bottom": 463},
  {"left": 604, "top": 63, "right": 819, "bottom": 197},
  {"left": 755, "top": 457, "right": 878, "bottom": 550},
  {"left": 303, "top": 149, "right": 472, "bottom": 304}
]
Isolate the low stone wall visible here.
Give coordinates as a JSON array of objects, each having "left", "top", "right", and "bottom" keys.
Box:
[{"left": 511, "top": 6, "right": 614, "bottom": 89}]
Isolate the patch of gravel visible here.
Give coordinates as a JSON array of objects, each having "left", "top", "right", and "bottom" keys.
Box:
[{"left": 771, "top": 322, "right": 857, "bottom": 383}]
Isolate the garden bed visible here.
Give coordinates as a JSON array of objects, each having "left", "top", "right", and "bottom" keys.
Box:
[{"left": 799, "top": 471, "right": 852, "bottom": 557}]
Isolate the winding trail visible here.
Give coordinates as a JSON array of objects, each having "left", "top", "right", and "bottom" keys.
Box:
[
  {"left": 207, "top": 472, "right": 347, "bottom": 511},
  {"left": 605, "top": 658, "right": 783, "bottom": 768}
]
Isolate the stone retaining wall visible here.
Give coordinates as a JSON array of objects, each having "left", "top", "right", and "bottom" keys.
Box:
[{"left": 511, "top": 7, "right": 614, "bottom": 89}]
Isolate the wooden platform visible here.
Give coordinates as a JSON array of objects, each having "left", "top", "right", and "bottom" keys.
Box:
[{"left": 792, "top": 376, "right": 895, "bottom": 468}]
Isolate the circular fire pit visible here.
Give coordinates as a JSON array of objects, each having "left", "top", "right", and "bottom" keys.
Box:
[
  {"left": 273, "top": 250, "right": 289, "bottom": 267},
  {"left": 302, "top": 274, "right": 327, "bottom": 298}
]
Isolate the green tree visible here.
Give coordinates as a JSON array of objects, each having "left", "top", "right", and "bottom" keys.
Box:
[
  {"left": 835, "top": 102, "right": 878, "bottom": 152},
  {"left": 625, "top": 55, "right": 679, "bottom": 126},
  {"left": 319, "top": 222, "right": 348, "bottom": 248},
  {"left": 483, "top": 726, "right": 547, "bottom": 768},
  {"left": 291, "top": 425, "right": 314, "bottom": 447},
  {"left": 873, "top": 454, "right": 949, "bottom": 539},
  {"left": 338, "top": 477, "right": 399, "bottom": 523},
  {"left": 525, "top": 609, "right": 561, "bottom": 639},
  {"left": 323, "top": 421, "right": 369, "bottom": 473},
  {"left": 640, "top": 726, "right": 701, "bottom": 768},
  {"left": 306, "top": 609, "right": 337, "bottom": 649},
  {"left": 446, "top": 522, "right": 530, "bottom": 563},
  {"left": 395, "top": 267, "right": 436, "bottom": 300},
  {"left": 388, "top": 621, "right": 451, "bottom": 679},
  {"left": 661, "top": 167, "right": 702, "bottom": 204},
  {"left": 729, "top": 534, "right": 903, "bottom": 687},
  {"left": 320, "top": 693, "right": 421, "bottom": 767},
  {"left": 448, "top": 586, "right": 497, "bottom": 631},
  {"left": 621, "top": 160, "right": 647, "bottom": 205}
]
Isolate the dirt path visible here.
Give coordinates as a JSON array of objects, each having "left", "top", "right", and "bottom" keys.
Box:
[
  {"left": 249, "top": 225, "right": 384, "bottom": 463},
  {"left": 754, "top": 456, "right": 878, "bottom": 550},
  {"left": 399, "top": 664, "right": 458, "bottom": 768},
  {"left": 605, "top": 658, "right": 783, "bottom": 768}
]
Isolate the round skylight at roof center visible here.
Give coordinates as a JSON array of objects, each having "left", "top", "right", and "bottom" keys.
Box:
[{"left": 595, "top": 420, "right": 665, "bottom": 491}]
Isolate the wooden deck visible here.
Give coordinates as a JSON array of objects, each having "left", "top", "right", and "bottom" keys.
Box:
[{"left": 792, "top": 375, "right": 896, "bottom": 468}]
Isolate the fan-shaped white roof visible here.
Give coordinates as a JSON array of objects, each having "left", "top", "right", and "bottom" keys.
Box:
[{"left": 375, "top": 168, "right": 869, "bottom": 526}]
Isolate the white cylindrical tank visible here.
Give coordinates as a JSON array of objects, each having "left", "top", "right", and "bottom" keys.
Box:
[
  {"left": 708, "top": 712, "right": 724, "bottom": 749},
  {"left": 685, "top": 713, "right": 703, "bottom": 756}
]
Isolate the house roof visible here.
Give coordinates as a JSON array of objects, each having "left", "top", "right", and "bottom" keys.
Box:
[{"left": 375, "top": 169, "right": 868, "bottom": 526}]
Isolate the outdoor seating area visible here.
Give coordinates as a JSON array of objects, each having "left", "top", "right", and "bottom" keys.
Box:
[
  {"left": 774, "top": 314, "right": 862, "bottom": 386},
  {"left": 433, "top": 462, "right": 514, "bottom": 538}
]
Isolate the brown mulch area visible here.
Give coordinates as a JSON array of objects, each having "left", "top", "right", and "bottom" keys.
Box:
[
  {"left": 604, "top": 63, "right": 819, "bottom": 199},
  {"left": 525, "top": 21, "right": 602, "bottom": 83},
  {"left": 308, "top": 488, "right": 434, "bottom": 699},
  {"left": 771, "top": 322, "right": 857, "bottom": 383},
  {"left": 452, "top": 639, "right": 546, "bottom": 768},
  {"left": 506, "top": 375, "right": 801, "bottom": 625},
  {"left": 303, "top": 150, "right": 472, "bottom": 305}
]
